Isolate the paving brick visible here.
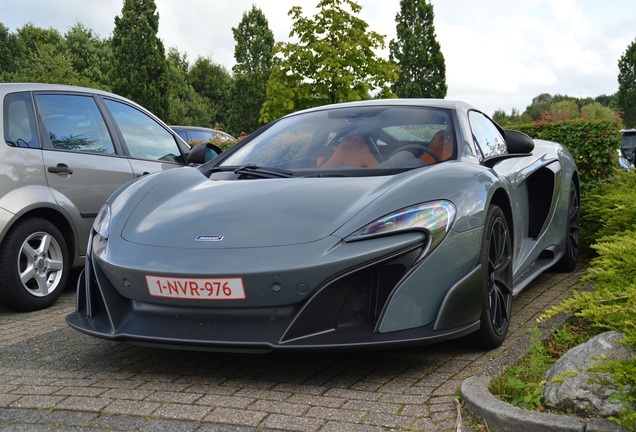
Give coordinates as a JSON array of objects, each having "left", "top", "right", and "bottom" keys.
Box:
[
  {"left": 152, "top": 403, "right": 211, "bottom": 421},
  {"left": 103, "top": 399, "right": 161, "bottom": 416},
  {"left": 0, "top": 261, "right": 589, "bottom": 431},
  {"left": 261, "top": 413, "right": 324, "bottom": 431},
  {"left": 196, "top": 394, "right": 254, "bottom": 408},
  {"left": 204, "top": 407, "right": 267, "bottom": 427}
]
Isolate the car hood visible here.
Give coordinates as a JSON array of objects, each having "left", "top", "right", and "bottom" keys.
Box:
[{"left": 120, "top": 169, "right": 397, "bottom": 248}]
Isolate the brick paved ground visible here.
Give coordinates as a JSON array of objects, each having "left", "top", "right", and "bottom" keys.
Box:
[{"left": 0, "top": 262, "right": 587, "bottom": 431}]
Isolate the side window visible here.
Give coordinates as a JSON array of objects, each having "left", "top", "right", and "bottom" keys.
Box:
[
  {"left": 36, "top": 94, "right": 115, "bottom": 154},
  {"left": 189, "top": 130, "right": 216, "bottom": 142},
  {"left": 3, "top": 92, "right": 39, "bottom": 148},
  {"left": 175, "top": 130, "right": 189, "bottom": 141},
  {"left": 468, "top": 111, "right": 507, "bottom": 158},
  {"left": 104, "top": 99, "right": 182, "bottom": 162}
]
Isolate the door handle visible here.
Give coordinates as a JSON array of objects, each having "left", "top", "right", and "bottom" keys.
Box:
[{"left": 48, "top": 164, "right": 74, "bottom": 175}]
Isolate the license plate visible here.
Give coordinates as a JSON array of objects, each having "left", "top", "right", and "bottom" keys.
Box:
[{"left": 146, "top": 275, "right": 245, "bottom": 300}]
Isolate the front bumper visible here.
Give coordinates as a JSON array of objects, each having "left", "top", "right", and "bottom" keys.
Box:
[{"left": 66, "top": 231, "right": 483, "bottom": 352}]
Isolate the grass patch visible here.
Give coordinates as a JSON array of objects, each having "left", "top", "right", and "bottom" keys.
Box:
[{"left": 489, "top": 321, "right": 594, "bottom": 411}]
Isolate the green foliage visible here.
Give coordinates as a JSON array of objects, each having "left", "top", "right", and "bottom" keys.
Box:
[
  {"left": 1, "top": 23, "right": 105, "bottom": 88},
  {"left": 64, "top": 23, "right": 112, "bottom": 89},
  {"left": 228, "top": 6, "right": 275, "bottom": 135},
  {"left": 617, "top": 38, "right": 636, "bottom": 128},
  {"left": 581, "top": 102, "right": 618, "bottom": 122},
  {"left": 489, "top": 327, "right": 554, "bottom": 409},
  {"left": 0, "top": 22, "right": 20, "bottom": 76},
  {"left": 515, "top": 119, "right": 622, "bottom": 189},
  {"left": 539, "top": 172, "right": 636, "bottom": 429},
  {"left": 260, "top": 0, "right": 399, "bottom": 122},
  {"left": 164, "top": 48, "right": 213, "bottom": 126},
  {"left": 189, "top": 57, "right": 233, "bottom": 128},
  {"left": 579, "top": 171, "right": 636, "bottom": 250},
  {"left": 496, "top": 93, "right": 619, "bottom": 126},
  {"left": 231, "top": 6, "right": 275, "bottom": 76},
  {"left": 389, "top": 0, "right": 447, "bottom": 98},
  {"left": 111, "top": 0, "right": 169, "bottom": 119},
  {"left": 489, "top": 326, "right": 589, "bottom": 411},
  {"left": 550, "top": 100, "right": 580, "bottom": 120}
]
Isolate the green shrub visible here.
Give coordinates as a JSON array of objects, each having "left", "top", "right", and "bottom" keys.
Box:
[
  {"left": 515, "top": 119, "right": 622, "bottom": 192},
  {"left": 540, "top": 187, "right": 636, "bottom": 429},
  {"left": 579, "top": 171, "right": 636, "bottom": 251}
]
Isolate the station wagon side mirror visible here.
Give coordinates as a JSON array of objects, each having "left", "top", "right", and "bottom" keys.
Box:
[{"left": 187, "top": 142, "right": 223, "bottom": 164}]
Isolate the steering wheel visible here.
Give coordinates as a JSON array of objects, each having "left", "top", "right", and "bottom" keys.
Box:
[{"left": 390, "top": 144, "right": 442, "bottom": 163}]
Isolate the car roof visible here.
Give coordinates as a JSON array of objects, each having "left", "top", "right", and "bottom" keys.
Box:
[
  {"left": 284, "top": 98, "right": 477, "bottom": 118},
  {"left": 170, "top": 126, "right": 219, "bottom": 132},
  {"left": 1, "top": 82, "right": 114, "bottom": 97},
  {"left": 0, "top": 82, "right": 146, "bottom": 110}
]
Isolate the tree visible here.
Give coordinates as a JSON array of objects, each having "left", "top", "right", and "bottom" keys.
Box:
[
  {"left": 492, "top": 107, "right": 521, "bottom": 126},
  {"left": 64, "top": 23, "right": 112, "bottom": 89},
  {"left": 188, "top": 57, "right": 233, "bottom": 128},
  {"left": 227, "top": 6, "right": 275, "bottom": 135},
  {"left": 0, "top": 22, "right": 20, "bottom": 77},
  {"left": 260, "top": 0, "right": 399, "bottom": 123},
  {"left": 164, "top": 47, "right": 212, "bottom": 126},
  {"left": 110, "top": 0, "right": 168, "bottom": 118},
  {"left": 523, "top": 93, "right": 554, "bottom": 121},
  {"left": 580, "top": 102, "right": 618, "bottom": 122},
  {"left": 232, "top": 6, "right": 275, "bottom": 76},
  {"left": 3, "top": 23, "right": 96, "bottom": 87},
  {"left": 549, "top": 100, "right": 580, "bottom": 120},
  {"left": 389, "top": 0, "right": 446, "bottom": 98},
  {"left": 617, "top": 38, "right": 636, "bottom": 128}
]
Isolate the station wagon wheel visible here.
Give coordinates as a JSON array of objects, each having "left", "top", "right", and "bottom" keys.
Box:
[
  {"left": 0, "top": 217, "right": 69, "bottom": 312},
  {"left": 472, "top": 205, "right": 513, "bottom": 349},
  {"left": 553, "top": 185, "right": 580, "bottom": 272}
]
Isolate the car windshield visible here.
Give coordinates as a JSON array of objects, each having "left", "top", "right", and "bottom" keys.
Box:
[{"left": 219, "top": 106, "right": 455, "bottom": 175}]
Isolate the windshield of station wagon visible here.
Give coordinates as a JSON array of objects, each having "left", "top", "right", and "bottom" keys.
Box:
[{"left": 220, "top": 106, "right": 455, "bottom": 171}]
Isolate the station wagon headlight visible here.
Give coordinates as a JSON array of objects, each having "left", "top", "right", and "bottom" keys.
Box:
[
  {"left": 345, "top": 200, "right": 456, "bottom": 251},
  {"left": 93, "top": 203, "right": 111, "bottom": 239}
]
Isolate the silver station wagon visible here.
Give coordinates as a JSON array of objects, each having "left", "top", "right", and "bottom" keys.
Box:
[{"left": 0, "top": 83, "right": 213, "bottom": 311}]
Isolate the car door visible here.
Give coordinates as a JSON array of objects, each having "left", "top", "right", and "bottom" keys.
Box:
[
  {"left": 101, "top": 98, "right": 189, "bottom": 177},
  {"left": 36, "top": 92, "right": 137, "bottom": 251}
]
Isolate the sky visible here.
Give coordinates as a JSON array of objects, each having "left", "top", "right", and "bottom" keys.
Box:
[{"left": 3, "top": 0, "right": 635, "bottom": 116}]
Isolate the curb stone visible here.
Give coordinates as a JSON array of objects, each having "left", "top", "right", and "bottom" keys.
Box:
[{"left": 461, "top": 375, "right": 625, "bottom": 432}]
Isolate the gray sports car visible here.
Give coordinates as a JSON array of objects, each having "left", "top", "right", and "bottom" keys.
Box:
[{"left": 66, "top": 99, "right": 580, "bottom": 352}]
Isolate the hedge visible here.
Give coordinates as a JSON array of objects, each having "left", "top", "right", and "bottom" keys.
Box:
[{"left": 514, "top": 120, "right": 623, "bottom": 190}]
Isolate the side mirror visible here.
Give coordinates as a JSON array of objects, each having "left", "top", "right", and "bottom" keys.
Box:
[
  {"left": 504, "top": 130, "right": 534, "bottom": 154},
  {"left": 187, "top": 142, "right": 223, "bottom": 164}
]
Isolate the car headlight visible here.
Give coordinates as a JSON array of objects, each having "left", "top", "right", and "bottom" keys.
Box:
[
  {"left": 345, "top": 200, "right": 456, "bottom": 251},
  {"left": 93, "top": 203, "right": 111, "bottom": 239}
]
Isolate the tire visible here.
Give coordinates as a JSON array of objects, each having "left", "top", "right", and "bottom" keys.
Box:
[
  {"left": 0, "top": 217, "right": 69, "bottom": 311},
  {"left": 552, "top": 185, "right": 580, "bottom": 273},
  {"left": 471, "top": 205, "right": 513, "bottom": 349}
]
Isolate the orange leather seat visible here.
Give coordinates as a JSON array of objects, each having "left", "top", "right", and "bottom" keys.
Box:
[
  {"left": 321, "top": 135, "right": 379, "bottom": 168},
  {"left": 421, "top": 129, "right": 453, "bottom": 164}
]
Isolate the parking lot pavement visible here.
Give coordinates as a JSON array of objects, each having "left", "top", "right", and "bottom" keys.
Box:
[{"left": 0, "top": 261, "right": 587, "bottom": 432}]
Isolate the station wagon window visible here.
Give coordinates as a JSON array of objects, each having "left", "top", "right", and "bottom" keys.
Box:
[
  {"left": 468, "top": 111, "right": 506, "bottom": 158},
  {"left": 36, "top": 94, "right": 115, "bottom": 154},
  {"left": 104, "top": 99, "right": 182, "bottom": 162},
  {"left": 189, "top": 130, "right": 216, "bottom": 142},
  {"left": 3, "top": 92, "right": 39, "bottom": 148}
]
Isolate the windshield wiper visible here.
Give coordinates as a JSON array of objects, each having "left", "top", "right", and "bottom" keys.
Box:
[
  {"left": 234, "top": 164, "right": 294, "bottom": 178},
  {"left": 205, "top": 164, "right": 294, "bottom": 179}
]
